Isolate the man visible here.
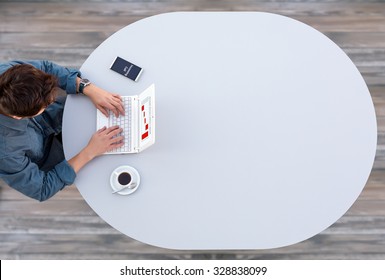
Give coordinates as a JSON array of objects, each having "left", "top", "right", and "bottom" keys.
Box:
[{"left": 0, "top": 60, "right": 124, "bottom": 201}]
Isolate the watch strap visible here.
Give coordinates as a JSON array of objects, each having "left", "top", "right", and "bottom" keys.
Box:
[{"left": 78, "top": 79, "right": 91, "bottom": 94}]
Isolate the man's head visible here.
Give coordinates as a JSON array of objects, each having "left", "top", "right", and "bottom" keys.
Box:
[{"left": 0, "top": 64, "right": 58, "bottom": 118}]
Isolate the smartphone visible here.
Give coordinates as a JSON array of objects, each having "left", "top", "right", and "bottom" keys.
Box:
[{"left": 110, "top": 56, "right": 143, "bottom": 82}]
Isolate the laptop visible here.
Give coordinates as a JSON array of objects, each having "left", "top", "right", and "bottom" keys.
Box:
[{"left": 96, "top": 84, "right": 155, "bottom": 154}]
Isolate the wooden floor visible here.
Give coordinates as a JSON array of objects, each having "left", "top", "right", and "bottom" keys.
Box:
[{"left": 1, "top": 0, "right": 385, "bottom": 259}]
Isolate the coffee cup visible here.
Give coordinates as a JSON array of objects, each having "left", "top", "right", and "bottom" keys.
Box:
[
  {"left": 110, "top": 165, "right": 140, "bottom": 195},
  {"left": 117, "top": 171, "right": 132, "bottom": 186}
]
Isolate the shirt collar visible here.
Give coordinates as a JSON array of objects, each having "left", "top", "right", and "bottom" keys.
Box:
[{"left": 0, "top": 113, "right": 29, "bottom": 131}]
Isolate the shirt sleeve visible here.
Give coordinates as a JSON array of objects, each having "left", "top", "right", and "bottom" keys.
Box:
[
  {"left": 3, "top": 60, "right": 81, "bottom": 95},
  {"left": 0, "top": 155, "right": 76, "bottom": 202}
]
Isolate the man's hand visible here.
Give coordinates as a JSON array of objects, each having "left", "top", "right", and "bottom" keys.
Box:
[{"left": 77, "top": 77, "right": 125, "bottom": 117}]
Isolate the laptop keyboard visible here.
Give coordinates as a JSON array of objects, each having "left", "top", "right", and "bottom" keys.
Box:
[{"left": 108, "top": 96, "right": 132, "bottom": 153}]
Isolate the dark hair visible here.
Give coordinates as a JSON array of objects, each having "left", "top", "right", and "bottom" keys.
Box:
[{"left": 0, "top": 64, "right": 58, "bottom": 117}]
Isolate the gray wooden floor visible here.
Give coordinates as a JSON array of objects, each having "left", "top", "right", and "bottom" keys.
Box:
[{"left": 1, "top": 0, "right": 385, "bottom": 259}]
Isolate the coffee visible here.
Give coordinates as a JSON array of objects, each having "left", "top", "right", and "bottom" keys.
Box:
[{"left": 118, "top": 172, "right": 131, "bottom": 185}]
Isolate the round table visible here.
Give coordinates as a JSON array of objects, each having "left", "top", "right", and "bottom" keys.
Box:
[{"left": 63, "top": 12, "right": 377, "bottom": 250}]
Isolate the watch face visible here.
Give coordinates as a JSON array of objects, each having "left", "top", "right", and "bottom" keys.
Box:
[{"left": 79, "top": 78, "right": 91, "bottom": 94}]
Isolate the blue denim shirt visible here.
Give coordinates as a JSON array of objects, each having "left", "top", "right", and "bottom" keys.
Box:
[{"left": 0, "top": 60, "right": 79, "bottom": 201}]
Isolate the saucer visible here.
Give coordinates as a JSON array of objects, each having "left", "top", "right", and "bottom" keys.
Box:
[{"left": 110, "top": 165, "right": 140, "bottom": 195}]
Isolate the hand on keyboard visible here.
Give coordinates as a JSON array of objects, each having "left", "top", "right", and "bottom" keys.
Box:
[
  {"left": 86, "top": 125, "right": 124, "bottom": 157},
  {"left": 107, "top": 97, "right": 132, "bottom": 153},
  {"left": 84, "top": 83, "right": 125, "bottom": 118}
]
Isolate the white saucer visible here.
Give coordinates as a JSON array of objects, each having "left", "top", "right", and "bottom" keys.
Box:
[{"left": 110, "top": 165, "right": 140, "bottom": 195}]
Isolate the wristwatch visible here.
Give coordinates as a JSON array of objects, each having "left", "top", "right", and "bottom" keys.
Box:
[{"left": 78, "top": 78, "right": 91, "bottom": 95}]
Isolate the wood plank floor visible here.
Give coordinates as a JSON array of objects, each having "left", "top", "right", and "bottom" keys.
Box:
[{"left": 1, "top": 0, "right": 385, "bottom": 259}]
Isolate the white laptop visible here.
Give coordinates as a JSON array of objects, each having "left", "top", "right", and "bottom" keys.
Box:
[{"left": 96, "top": 84, "right": 155, "bottom": 154}]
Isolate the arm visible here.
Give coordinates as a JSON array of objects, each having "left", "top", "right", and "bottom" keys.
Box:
[
  {"left": 40, "top": 60, "right": 125, "bottom": 117},
  {"left": 19, "top": 60, "right": 81, "bottom": 94},
  {"left": 0, "top": 125, "right": 123, "bottom": 201},
  {"left": 5, "top": 60, "right": 125, "bottom": 117},
  {"left": 0, "top": 155, "right": 76, "bottom": 202}
]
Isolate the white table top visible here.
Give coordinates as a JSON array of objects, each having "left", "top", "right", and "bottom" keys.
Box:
[{"left": 63, "top": 12, "right": 377, "bottom": 250}]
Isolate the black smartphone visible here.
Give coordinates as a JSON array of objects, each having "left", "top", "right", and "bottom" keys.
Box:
[{"left": 110, "top": 56, "right": 143, "bottom": 82}]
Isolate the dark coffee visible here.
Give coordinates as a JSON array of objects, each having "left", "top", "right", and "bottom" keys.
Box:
[{"left": 118, "top": 172, "right": 131, "bottom": 185}]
